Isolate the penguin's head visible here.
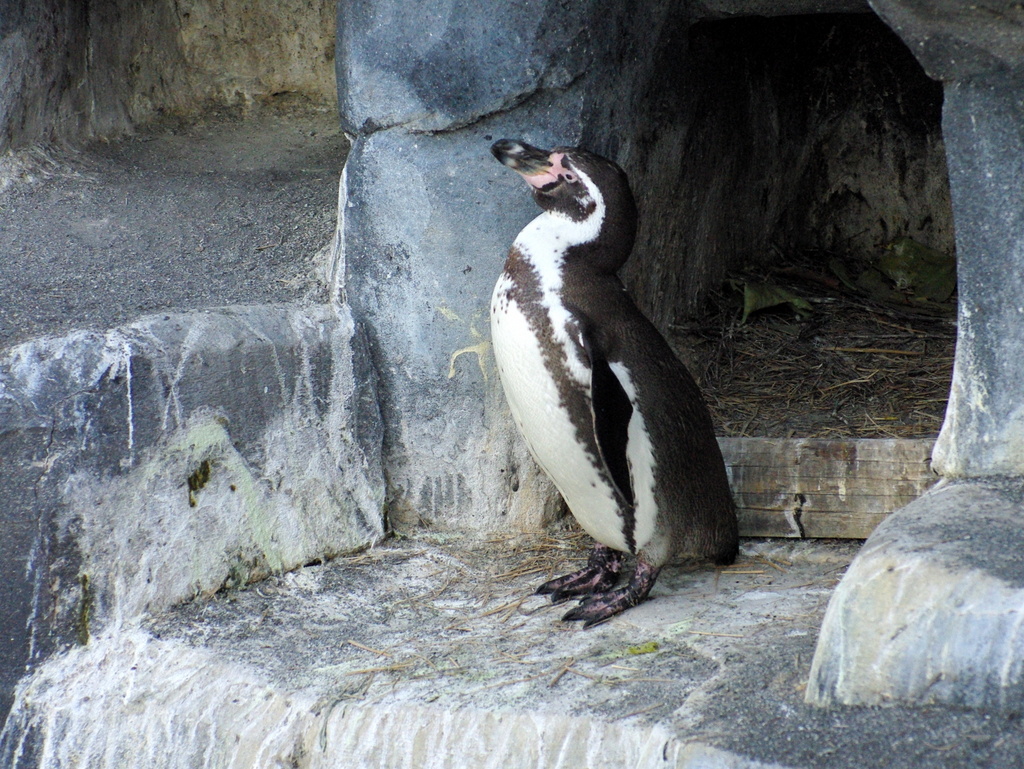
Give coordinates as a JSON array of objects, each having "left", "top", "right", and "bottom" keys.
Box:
[
  {"left": 491, "top": 139, "right": 637, "bottom": 268},
  {"left": 490, "top": 139, "right": 633, "bottom": 221}
]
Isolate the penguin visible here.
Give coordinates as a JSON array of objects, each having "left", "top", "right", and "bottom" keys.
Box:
[{"left": 489, "top": 139, "right": 738, "bottom": 627}]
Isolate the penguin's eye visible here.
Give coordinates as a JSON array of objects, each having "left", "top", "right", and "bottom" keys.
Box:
[{"left": 562, "top": 172, "right": 578, "bottom": 184}]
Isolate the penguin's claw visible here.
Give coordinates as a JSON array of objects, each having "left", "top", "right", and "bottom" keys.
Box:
[
  {"left": 537, "top": 568, "right": 621, "bottom": 604},
  {"left": 535, "top": 544, "right": 623, "bottom": 602},
  {"left": 561, "top": 588, "right": 641, "bottom": 628},
  {"left": 561, "top": 560, "right": 662, "bottom": 628}
]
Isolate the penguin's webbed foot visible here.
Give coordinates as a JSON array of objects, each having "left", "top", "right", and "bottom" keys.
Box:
[
  {"left": 535, "top": 543, "right": 623, "bottom": 604},
  {"left": 561, "top": 560, "right": 661, "bottom": 629}
]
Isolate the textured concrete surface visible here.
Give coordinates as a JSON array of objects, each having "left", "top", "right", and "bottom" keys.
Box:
[
  {"left": 338, "top": 127, "right": 564, "bottom": 535},
  {"left": 0, "top": 103, "right": 345, "bottom": 349},
  {"left": 0, "top": 303, "right": 387, "bottom": 722},
  {"left": 808, "top": 480, "right": 1024, "bottom": 711},
  {"left": 0, "top": 104, "right": 380, "bottom": 725},
  {"left": 4, "top": 535, "right": 1024, "bottom": 768}
]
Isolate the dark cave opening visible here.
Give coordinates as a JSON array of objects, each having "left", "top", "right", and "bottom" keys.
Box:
[
  {"left": 627, "top": 12, "right": 951, "bottom": 326},
  {"left": 627, "top": 12, "right": 954, "bottom": 439}
]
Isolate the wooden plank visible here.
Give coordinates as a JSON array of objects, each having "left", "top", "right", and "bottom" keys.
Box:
[
  {"left": 718, "top": 437, "right": 937, "bottom": 539},
  {"left": 734, "top": 491, "right": 924, "bottom": 515}
]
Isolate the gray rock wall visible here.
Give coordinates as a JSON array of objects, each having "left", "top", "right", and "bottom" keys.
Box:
[
  {"left": 808, "top": 480, "right": 1024, "bottom": 710},
  {"left": 337, "top": 130, "right": 566, "bottom": 532},
  {"left": 333, "top": 2, "right": 950, "bottom": 531},
  {"left": 0, "top": 305, "right": 386, "bottom": 720},
  {"left": 334, "top": 0, "right": 680, "bottom": 531},
  {"left": 932, "top": 68, "right": 1024, "bottom": 478},
  {"left": 0, "top": 0, "right": 88, "bottom": 150},
  {"left": 0, "top": 0, "right": 349, "bottom": 730},
  {"left": 0, "top": 0, "right": 336, "bottom": 153},
  {"left": 869, "top": 0, "right": 1024, "bottom": 80}
]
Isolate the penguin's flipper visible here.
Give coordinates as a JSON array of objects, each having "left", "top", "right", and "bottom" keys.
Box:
[{"left": 579, "top": 329, "right": 635, "bottom": 509}]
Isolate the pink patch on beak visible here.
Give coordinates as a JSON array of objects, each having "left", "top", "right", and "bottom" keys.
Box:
[{"left": 523, "top": 152, "right": 571, "bottom": 189}]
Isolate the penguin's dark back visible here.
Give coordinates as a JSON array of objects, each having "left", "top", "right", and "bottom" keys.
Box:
[{"left": 563, "top": 274, "right": 739, "bottom": 565}]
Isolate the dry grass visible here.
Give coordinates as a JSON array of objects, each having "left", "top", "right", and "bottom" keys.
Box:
[{"left": 671, "top": 265, "right": 956, "bottom": 439}]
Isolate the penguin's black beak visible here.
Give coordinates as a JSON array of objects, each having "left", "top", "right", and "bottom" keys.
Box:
[{"left": 491, "top": 139, "right": 553, "bottom": 176}]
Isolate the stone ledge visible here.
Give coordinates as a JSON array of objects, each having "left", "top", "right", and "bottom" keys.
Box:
[
  {"left": 0, "top": 303, "right": 386, "bottom": 719},
  {"left": 807, "top": 479, "right": 1024, "bottom": 710},
  {"left": 6, "top": 536, "right": 1023, "bottom": 769},
  {"left": 1, "top": 538, "right": 846, "bottom": 769},
  {"left": 0, "top": 630, "right": 778, "bottom": 769}
]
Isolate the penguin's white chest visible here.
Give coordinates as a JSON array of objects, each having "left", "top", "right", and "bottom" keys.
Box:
[{"left": 490, "top": 272, "right": 632, "bottom": 552}]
